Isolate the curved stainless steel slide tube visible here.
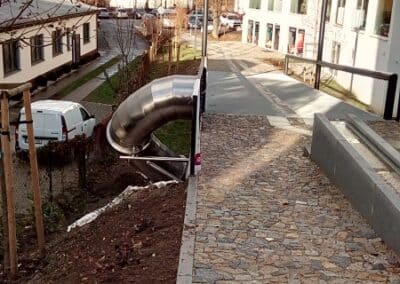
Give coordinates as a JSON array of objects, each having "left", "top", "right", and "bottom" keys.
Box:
[{"left": 106, "top": 75, "right": 197, "bottom": 180}]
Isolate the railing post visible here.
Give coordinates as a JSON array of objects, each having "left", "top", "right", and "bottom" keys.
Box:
[
  {"left": 384, "top": 74, "right": 397, "bottom": 120},
  {"left": 284, "top": 56, "right": 289, "bottom": 74}
]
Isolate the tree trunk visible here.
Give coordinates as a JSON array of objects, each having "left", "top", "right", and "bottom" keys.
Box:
[{"left": 212, "top": 16, "right": 220, "bottom": 39}]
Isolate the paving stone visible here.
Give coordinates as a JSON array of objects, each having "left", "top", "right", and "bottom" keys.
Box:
[{"left": 192, "top": 114, "right": 399, "bottom": 282}]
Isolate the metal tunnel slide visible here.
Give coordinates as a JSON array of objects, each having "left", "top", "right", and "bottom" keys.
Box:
[{"left": 106, "top": 75, "right": 198, "bottom": 181}]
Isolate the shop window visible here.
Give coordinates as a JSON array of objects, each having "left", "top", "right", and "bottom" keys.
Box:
[{"left": 266, "top": 23, "right": 273, "bottom": 48}]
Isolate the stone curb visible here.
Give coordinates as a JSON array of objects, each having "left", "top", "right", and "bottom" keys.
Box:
[
  {"left": 311, "top": 113, "right": 400, "bottom": 257},
  {"left": 176, "top": 176, "right": 198, "bottom": 284},
  {"left": 348, "top": 114, "right": 400, "bottom": 172}
]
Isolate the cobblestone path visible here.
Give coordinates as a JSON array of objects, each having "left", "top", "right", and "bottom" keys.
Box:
[{"left": 193, "top": 114, "right": 400, "bottom": 283}]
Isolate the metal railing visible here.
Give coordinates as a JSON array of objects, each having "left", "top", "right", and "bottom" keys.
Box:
[{"left": 284, "top": 54, "right": 399, "bottom": 121}]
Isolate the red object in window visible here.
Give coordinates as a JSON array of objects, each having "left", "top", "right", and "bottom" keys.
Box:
[{"left": 296, "top": 33, "right": 304, "bottom": 55}]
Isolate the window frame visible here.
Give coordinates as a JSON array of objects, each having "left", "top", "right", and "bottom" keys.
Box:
[
  {"left": 374, "top": 0, "right": 392, "bottom": 37},
  {"left": 290, "top": 0, "right": 307, "bottom": 15},
  {"left": 335, "top": 0, "right": 346, "bottom": 25},
  {"left": 249, "top": 0, "right": 261, "bottom": 10},
  {"left": 30, "top": 34, "right": 44, "bottom": 64},
  {"left": 2, "top": 39, "right": 20, "bottom": 75},
  {"left": 83, "top": 23, "right": 90, "bottom": 44},
  {"left": 52, "top": 28, "right": 63, "bottom": 57}
]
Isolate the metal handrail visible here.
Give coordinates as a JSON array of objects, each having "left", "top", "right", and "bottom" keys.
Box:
[{"left": 284, "top": 54, "right": 399, "bottom": 121}]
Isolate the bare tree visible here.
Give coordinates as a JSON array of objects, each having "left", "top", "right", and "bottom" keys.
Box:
[{"left": 112, "top": 17, "right": 139, "bottom": 94}]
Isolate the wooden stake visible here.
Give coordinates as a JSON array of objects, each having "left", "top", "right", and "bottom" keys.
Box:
[
  {"left": 23, "top": 90, "right": 45, "bottom": 254},
  {"left": 0, "top": 93, "right": 17, "bottom": 276},
  {"left": 0, "top": 149, "right": 10, "bottom": 272}
]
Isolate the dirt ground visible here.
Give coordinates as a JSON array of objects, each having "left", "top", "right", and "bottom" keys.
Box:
[{"left": 2, "top": 182, "right": 186, "bottom": 283}]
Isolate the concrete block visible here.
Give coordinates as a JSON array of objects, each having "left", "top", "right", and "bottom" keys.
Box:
[
  {"left": 334, "top": 139, "right": 379, "bottom": 219},
  {"left": 370, "top": 182, "right": 400, "bottom": 255},
  {"left": 311, "top": 114, "right": 344, "bottom": 179}
]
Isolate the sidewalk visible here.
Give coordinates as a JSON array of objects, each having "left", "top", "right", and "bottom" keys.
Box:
[
  {"left": 189, "top": 41, "right": 399, "bottom": 283},
  {"left": 205, "top": 41, "right": 380, "bottom": 122}
]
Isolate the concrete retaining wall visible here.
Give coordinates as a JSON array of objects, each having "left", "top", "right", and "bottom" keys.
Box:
[{"left": 311, "top": 113, "right": 400, "bottom": 256}]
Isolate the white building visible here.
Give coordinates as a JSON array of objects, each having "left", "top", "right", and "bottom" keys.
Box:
[
  {"left": 109, "top": 0, "right": 192, "bottom": 9},
  {"left": 0, "top": 0, "right": 98, "bottom": 88},
  {"left": 242, "top": 0, "right": 399, "bottom": 116}
]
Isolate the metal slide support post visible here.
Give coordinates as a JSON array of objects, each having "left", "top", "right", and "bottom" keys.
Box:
[
  {"left": 314, "top": 0, "right": 328, "bottom": 90},
  {"left": 200, "top": 65, "right": 207, "bottom": 113},
  {"left": 383, "top": 74, "right": 398, "bottom": 120},
  {"left": 200, "top": 0, "right": 209, "bottom": 113},
  {"left": 397, "top": 91, "right": 400, "bottom": 121},
  {"left": 190, "top": 95, "right": 198, "bottom": 175}
]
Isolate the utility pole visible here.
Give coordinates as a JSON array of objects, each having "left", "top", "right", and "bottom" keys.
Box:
[{"left": 314, "top": 0, "right": 328, "bottom": 90}]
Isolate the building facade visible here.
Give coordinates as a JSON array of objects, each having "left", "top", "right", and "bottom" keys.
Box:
[
  {"left": 0, "top": 0, "right": 98, "bottom": 87},
  {"left": 242, "top": 0, "right": 399, "bottom": 116}
]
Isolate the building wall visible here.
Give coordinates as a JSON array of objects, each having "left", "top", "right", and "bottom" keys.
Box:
[
  {"left": 241, "top": 0, "right": 399, "bottom": 116},
  {"left": 0, "top": 14, "right": 98, "bottom": 84}
]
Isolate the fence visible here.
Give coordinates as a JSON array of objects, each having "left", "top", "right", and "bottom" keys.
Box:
[{"left": 284, "top": 54, "right": 399, "bottom": 121}]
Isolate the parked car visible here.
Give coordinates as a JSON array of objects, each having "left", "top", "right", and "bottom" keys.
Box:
[
  {"left": 15, "top": 100, "right": 96, "bottom": 152},
  {"left": 142, "top": 13, "right": 156, "bottom": 21},
  {"left": 187, "top": 15, "right": 213, "bottom": 31},
  {"left": 98, "top": 8, "right": 110, "bottom": 19},
  {"left": 220, "top": 13, "right": 242, "bottom": 29},
  {"left": 136, "top": 8, "right": 146, "bottom": 18},
  {"left": 188, "top": 15, "right": 202, "bottom": 29},
  {"left": 116, "top": 8, "right": 129, "bottom": 18}
]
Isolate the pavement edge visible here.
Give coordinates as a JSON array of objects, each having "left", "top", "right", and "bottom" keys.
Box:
[{"left": 176, "top": 176, "right": 198, "bottom": 284}]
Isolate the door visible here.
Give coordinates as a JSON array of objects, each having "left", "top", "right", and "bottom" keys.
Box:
[
  {"left": 247, "top": 20, "right": 253, "bottom": 43},
  {"left": 79, "top": 107, "right": 96, "bottom": 137},
  {"left": 72, "top": 33, "right": 81, "bottom": 66},
  {"left": 274, "top": 25, "right": 280, "bottom": 50}
]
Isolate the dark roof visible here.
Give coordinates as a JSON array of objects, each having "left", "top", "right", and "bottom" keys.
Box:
[{"left": 0, "top": 0, "right": 97, "bottom": 32}]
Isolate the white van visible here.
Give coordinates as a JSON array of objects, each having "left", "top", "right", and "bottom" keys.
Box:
[{"left": 15, "top": 100, "right": 96, "bottom": 151}]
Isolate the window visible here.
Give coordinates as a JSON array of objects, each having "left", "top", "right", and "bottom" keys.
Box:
[
  {"left": 249, "top": 0, "right": 261, "bottom": 9},
  {"left": 2, "top": 39, "right": 20, "bottom": 74},
  {"left": 80, "top": 108, "right": 90, "bottom": 121},
  {"left": 355, "top": 0, "right": 369, "bottom": 29},
  {"left": 83, "top": 23, "right": 90, "bottom": 44},
  {"left": 326, "top": 0, "right": 332, "bottom": 22},
  {"left": 30, "top": 34, "right": 44, "bottom": 64},
  {"left": 66, "top": 28, "right": 71, "bottom": 51},
  {"left": 375, "top": 0, "right": 392, "bottom": 37},
  {"left": 336, "top": 0, "right": 346, "bottom": 25},
  {"left": 266, "top": 23, "right": 273, "bottom": 48},
  {"left": 288, "top": 27, "right": 296, "bottom": 53},
  {"left": 267, "top": 0, "right": 282, "bottom": 11},
  {"left": 290, "top": 0, "right": 307, "bottom": 14},
  {"left": 52, "top": 29, "right": 63, "bottom": 56}
]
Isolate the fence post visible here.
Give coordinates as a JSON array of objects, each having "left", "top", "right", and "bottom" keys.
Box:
[
  {"left": 190, "top": 95, "right": 198, "bottom": 175},
  {"left": 0, "top": 92, "right": 17, "bottom": 276},
  {"left": 384, "top": 74, "right": 398, "bottom": 120}
]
